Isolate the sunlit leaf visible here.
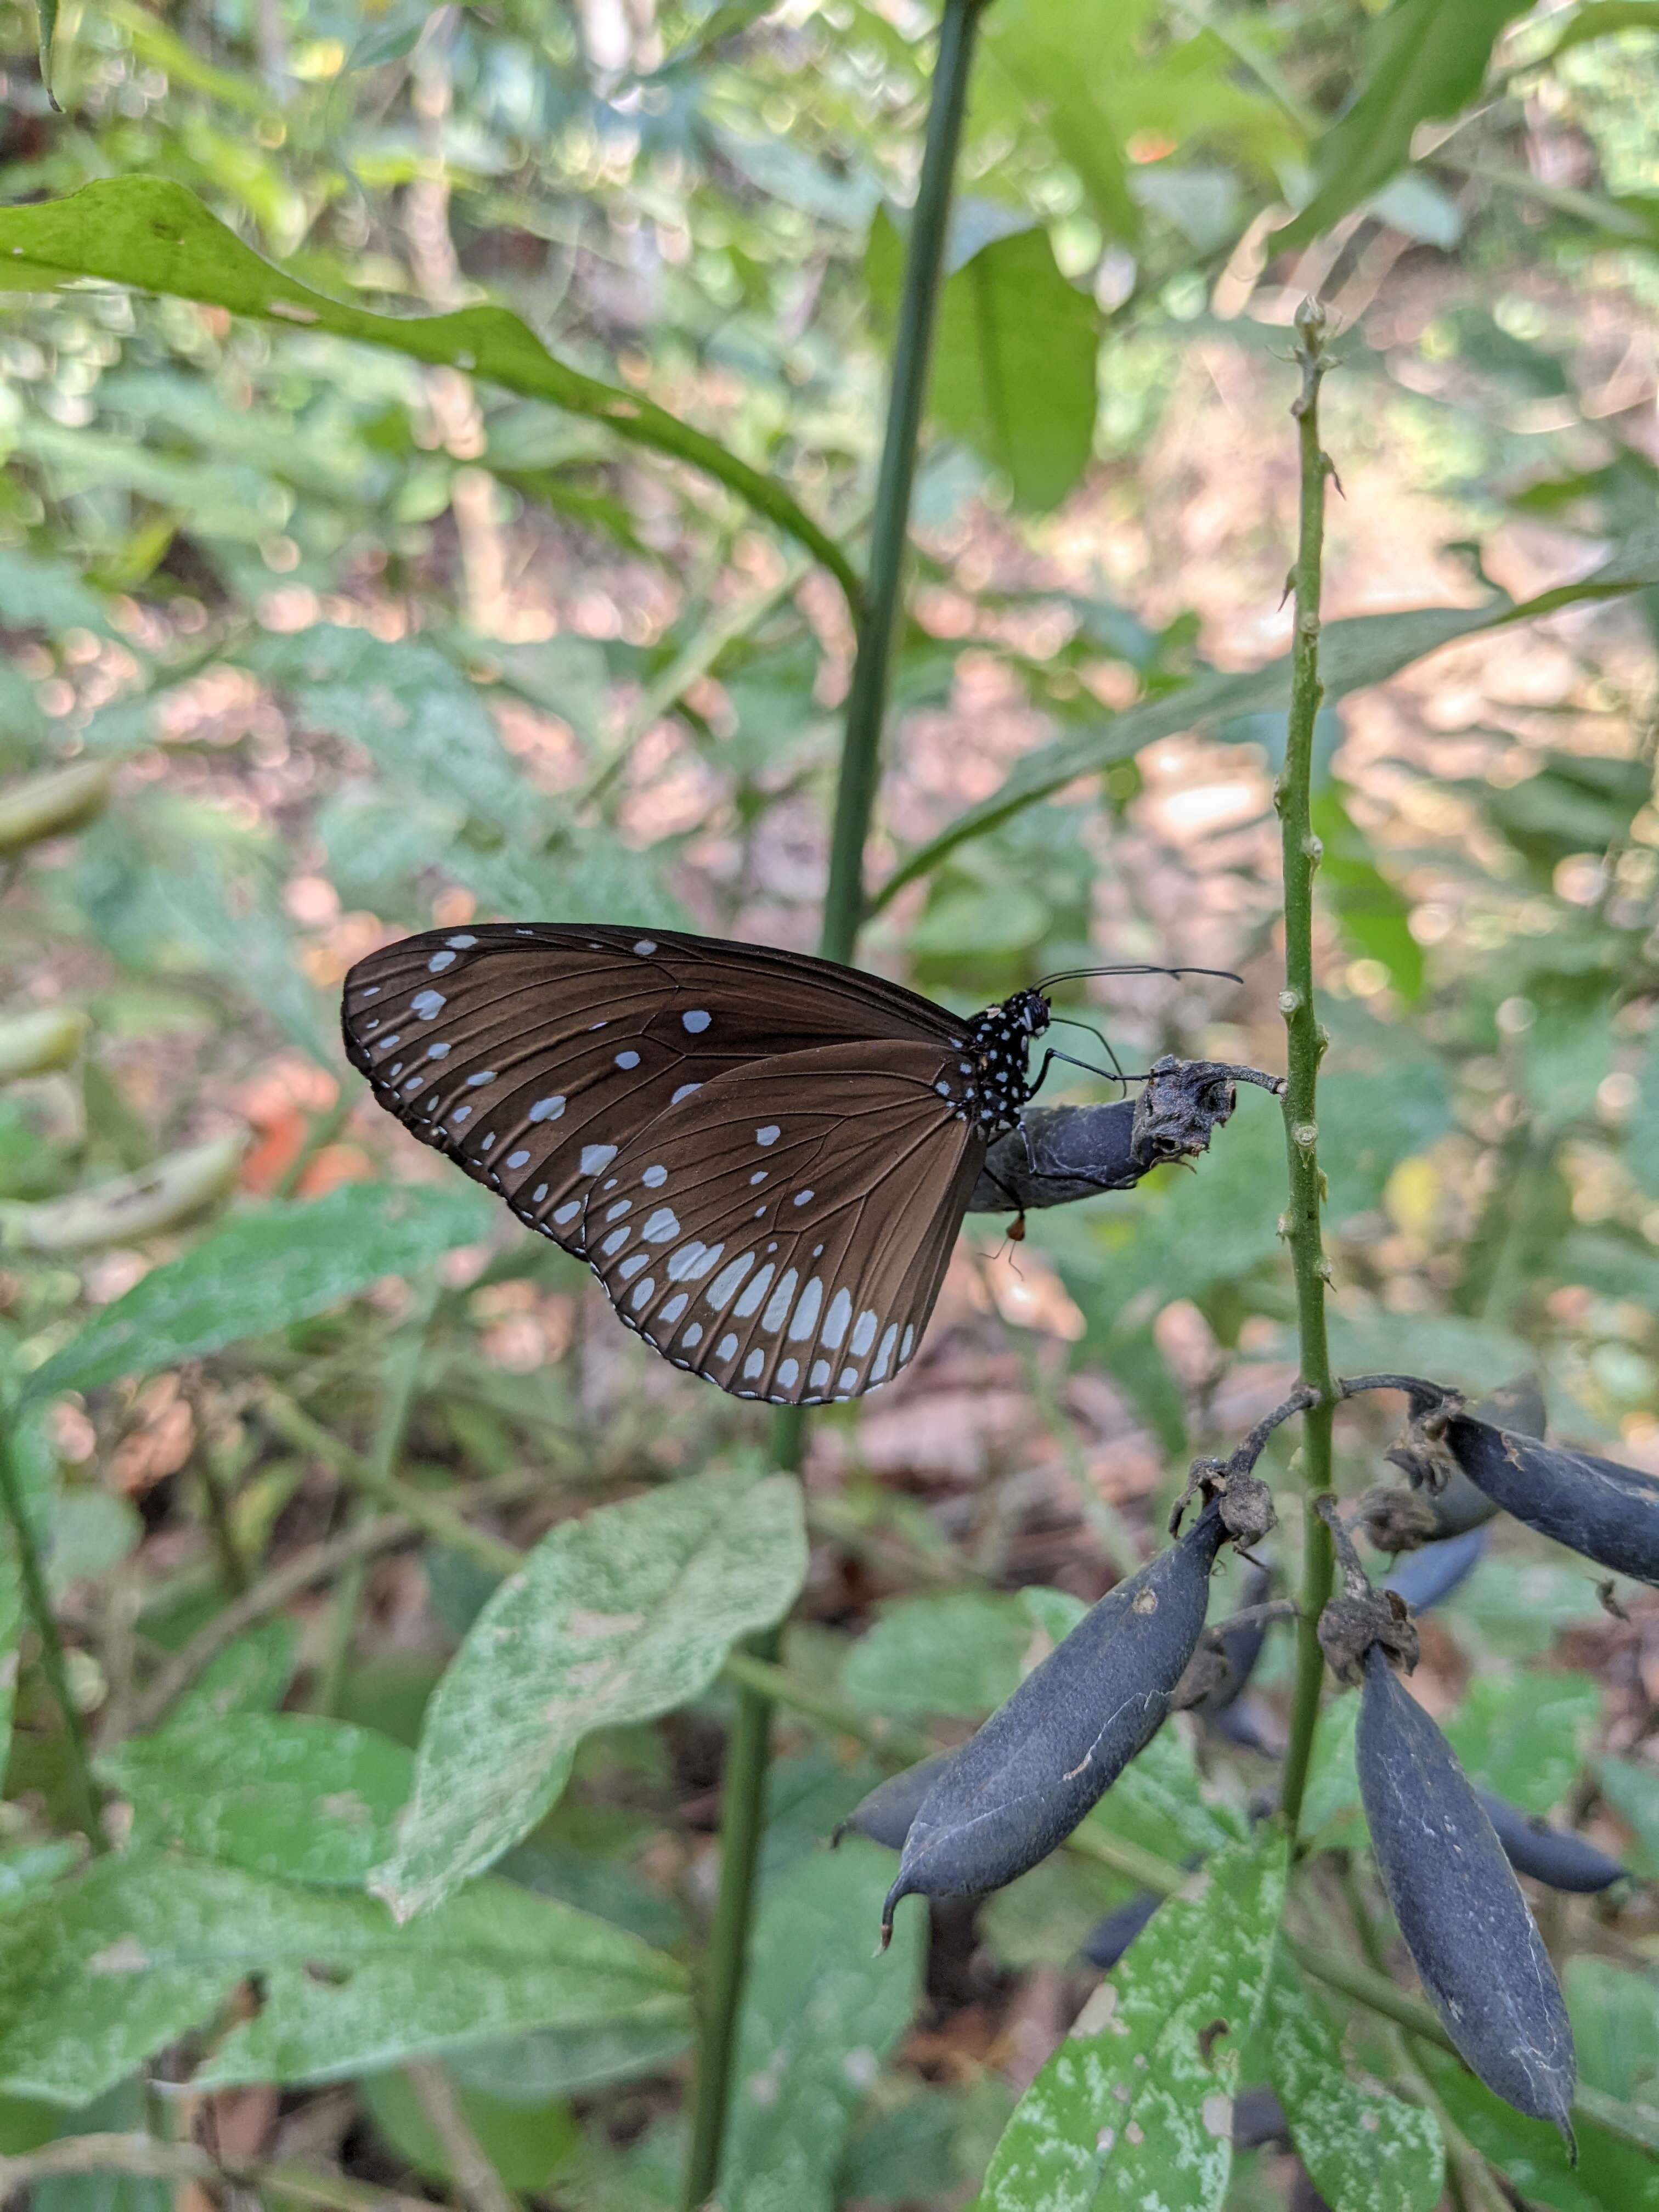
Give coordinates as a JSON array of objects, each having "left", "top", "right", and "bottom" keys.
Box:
[
  {"left": 1266, "top": 1964, "right": 1443, "bottom": 2212},
  {"left": 0, "top": 180, "right": 857, "bottom": 605}
]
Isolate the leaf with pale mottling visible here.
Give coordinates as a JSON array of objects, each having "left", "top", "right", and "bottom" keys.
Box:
[
  {"left": 24, "top": 1182, "right": 489, "bottom": 1402},
  {"left": 95, "top": 1714, "right": 411, "bottom": 1887},
  {"left": 1266, "top": 1964, "right": 1443, "bottom": 2212},
  {"left": 970, "top": 1832, "right": 1288, "bottom": 2212},
  {"left": 374, "top": 1466, "right": 807, "bottom": 1919},
  {"left": 718, "top": 1839, "right": 924, "bottom": 2212},
  {"left": 0, "top": 1854, "right": 684, "bottom": 2105}
]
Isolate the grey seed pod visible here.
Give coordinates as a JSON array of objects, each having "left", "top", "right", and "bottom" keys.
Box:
[
  {"left": 880, "top": 1502, "right": 1233, "bottom": 1945},
  {"left": 1358, "top": 1373, "right": 1545, "bottom": 1550},
  {"left": 1478, "top": 1790, "right": 1632, "bottom": 1896},
  {"left": 1382, "top": 1525, "right": 1485, "bottom": 1612},
  {"left": 833, "top": 1753, "right": 956, "bottom": 1853},
  {"left": 1374, "top": 1375, "right": 1659, "bottom": 1588},
  {"left": 1186, "top": 1564, "right": 1276, "bottom": 1718},
  {"left": 1080, "top": 1889, "right": 1161, "bottom": 1968},
  {"left": 1357, "top": 1644, "right": 1577, "bottom": 2142}
]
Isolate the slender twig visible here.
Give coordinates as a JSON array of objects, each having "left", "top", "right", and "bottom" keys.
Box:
[
  {"left": 0, "top": 1418, "right": 108, "bottom": 1851},
  {"left": 679, "top": 9, "right": 986, "bottom": 2203},
  {"left": 256, "top": 1390, "right": 519, "bottom": 1577},
  {"left": 1274, "top": 300, "right": 1340, "bottom": 1839},
  {"left": 0, "top": 2134, "right": 444, "bottom": 2212},
  {"left": 314, "top": 1279, "right": 440, "bottom": 1716},
  {"left": 404, "top": 2064, "right": 520, "bottom": 2212}
]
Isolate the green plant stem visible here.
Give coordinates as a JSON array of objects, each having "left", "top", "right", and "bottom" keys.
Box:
[
  {"left": 819, "top": 0, "right": 985, "bottom": 962},
  {"left": 680, "top": 12, "right": 984, "bottom": 2199},
  {"left": 1274, "top": 299, "right": 1339, "bottom": 1841},
  {"left": 314, "top": 1280, "right": 439, "bottom": 1716},
  {"left": 0, "top": 1419, "right": 108, "bottom": 1852}
]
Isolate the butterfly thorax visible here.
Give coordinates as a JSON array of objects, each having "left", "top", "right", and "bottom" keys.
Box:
[{"left": 952, "top": 988, "right": 1049, "bottom": 1138}]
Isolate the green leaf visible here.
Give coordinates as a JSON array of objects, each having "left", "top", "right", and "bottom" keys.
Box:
[
  {"left": 1536, "top": 1, "right": 1659, "bottom": 61},
  {"left": 840, "top": 1590, "right": 1037, "bottom": 1718},
  {"left": 1443, "top": 1671, "right": 1600, "bottom": 1815},
  {"left": 1421, "top": 2046, "right": 1659, "bottom": 2212},
  {"left": 358, "top": 2066, "right": 578, "bottom": 2192},
  {"left": 1085, "top": 1719, "right": 1247, "bottom": 1862},
  {"left": 1278, "top": 0, "right": 1530, "bottom": 249},
  {"left": 160, "top": 1619, "right": 301, "bottom": 1732},
  {"left": 1594, "top": 1756, "right": 1659, "bottom": 1880},
  {"left": 374, "top": 1466, "right": 807, "bottom": 1920},
  {"left": 0, "top": 1531, "right": 19, "bottom": 1791},
  {"left": 1311, "top": 787, "right": 1424, "bottom": 1001},
  {"left": 1265, "top": 1963, "right": 1443, "bottom": 2212},
  {"left": 971, "top": 1831, "right": 1288, "bottom": 2212},
  {"left": 1566, "top": 1959, "right": 1659, "bottom": 2107},
  {"left": 876, "top": 546, "right": 1659, "bottom": 906},
  {"left": 0, "top": 548, "right": 109, "bottom": 637},
  {"left": 445, "top": 2015, "right": 692, "bottom": 2103},
  {"left": 24, "top": 1182, "right": 490, "bottom": 1402},
  {"left": 95, "top": 1714, "right": 411, "bottom": 1888},
  {"left": 0, "top": 1853, "right": 682, "bottom": 2104},
  {"left": 0, "top": 180, "right": 857, "bottom": 606},
  {"left": 867, "top": 206, "right": 1099, "bottom": 512},
  {"left": 717, "top": 1839, "right": 926, "bottom": 2212}
]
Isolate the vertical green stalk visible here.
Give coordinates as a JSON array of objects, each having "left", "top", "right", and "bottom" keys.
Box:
[
  {"left": 680, "top": 7, "right": 986, "bottom": 2202},
  {"left": 0, "top": 1417, "right": 108, "bottom": 1851},
  {"left": 1275, "top": 300, "right": 1337, "bottom": 1837}
]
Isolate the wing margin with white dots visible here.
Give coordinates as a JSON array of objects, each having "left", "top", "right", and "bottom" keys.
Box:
[
  {"left": 341, "top": 924, "right": 972, "bottom": 1256},
  {"left": 586, "top": 1040, "right": 986, "bottom": 1404}
]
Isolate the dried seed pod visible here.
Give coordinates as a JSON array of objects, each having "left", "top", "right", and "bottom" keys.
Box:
[
  {"left": 1363, "top": 1373, "right": 1659, "bottom": 1588},
  {"left": 1478, "top": 1791, "right": 1631, "bottom": 1897},
  {"left": 1181, "top": 1564, "right": 1276, "bottom": 1718},
  {"left": 1381, "top": 1525, "right": 1485, "bottom": 1613},
  {"left": 1357, "top": 1373, "right": 1545, "bottom": 1550},
  {"left": 833, "top": 1753, "right": 955, "bottom": 1853},
  {"left": 881, "top": 1491, "right": 1252, "bottom": 1944},
  {"left": 1080, "top": 1889, "right": 1161, "bottom": 1969},
  {"left": 1357, "top": 1642, "right": 1576, "bottom": 2140}
]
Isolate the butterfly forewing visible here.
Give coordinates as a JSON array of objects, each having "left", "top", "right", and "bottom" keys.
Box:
[
  {"left": 341, "top": 925, "right": 970, "bottom": 1252},
  {"left": 588, "top": 1042, "right": 986, "bottom": 1403}
]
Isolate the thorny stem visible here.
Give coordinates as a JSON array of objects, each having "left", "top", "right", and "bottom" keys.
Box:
[
  {"left": 681, "top": 8, "right": 985, "bottom": 2199},
  {"left": 1275, "top": 300, "right": 1339, "bottom": 1839},
  {"left": 0, "top": 1416, "right": 109, "bottom": 1852}
]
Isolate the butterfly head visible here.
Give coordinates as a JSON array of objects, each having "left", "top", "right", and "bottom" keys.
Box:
[{"left": 960, "top": 988, "right": 1051, "bottom": 1136}]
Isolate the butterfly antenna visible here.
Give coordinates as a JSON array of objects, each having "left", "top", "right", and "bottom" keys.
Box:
[{"left": 1034, "top": 962, "right": 1243, "bottom": 992}]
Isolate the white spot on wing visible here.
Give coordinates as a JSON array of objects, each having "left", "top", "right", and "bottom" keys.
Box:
[
  {"left": 872, "top": 1324, "right": 899, "bottom": 1383},
  {"left": 467, "top": 1070, "right": 495, "bottom": 1087},
  {"left": 505, "top": 1149, "right": 531, "bottom": 1169},
  {"left": 682, "top": 1324, "right": 703, "bottom": 1347},
  {"left": 823, "top": 1289, "right": 852, "bottom": 1348},
  {"left": 634, "top": 939, "right": 657, "bottom": 955},
  {"left": 838, "top": 1367, "right": 859, "bottom": 1393},
  {"left": 580, "top": 1145, "right": 617, "bottom": 1176},
  {"left": 743, "top": 1350, "right": 764, "bottom": 1380},
  {"left": 606, "top": 1200, "right": 632, "bottom": 1221},
  {"left": 761, "top": 1269, "right": 798, "bottom": 1333},
  {"left": 788, "top": 1279, "right": 823, "bottom": 1342},
  {"left": 756, "top": 1125, "right": 780, "bottom": 1147},
  {"left": 851, "top": 1311, "right": 877, "bottom": 1356},
  {"left": 732, "top": 1263, "right": 775, "bottom": 1317},
  {"left": 642, "top": 1207, "right": 680, "bottom": 1243},
  {"left": 428, "top": 950, "right": 456, "bottom": 972},
  {"left": 642, "top": 1165, "right": 667, "bottom": 1188},
  {"left": 601, "top": 1228, "right": 630, "bottom": 1256},
  {"left": 528, "top": 1096, "right": 565, "bottom": 1122},
  {"left": 411, "top": 989, "right": 445, "bottom": 1019},
  {"left": 707, "top": 1254, "right": 755, "bottom": 1306},
  {"left": 427, "top": 1042, "right": 450, "bottom": 1060},
  {"left": 618, "top": 1252, "right": 649, "bottom": 1279},
  {"left": 777, "top": 1359, "right": 799, "bottom": 1388},
  {"left": 447, "top": 933, "right": 477, "bottom": 947},
  {"left": 553, "top": 1200, "right": 580, "bottom": 1225},
  {"left": 682, "top": 1009, "right": 711, "bottom": 1032},
  {"left": 630, "top": 1277, "right": 655, "bottom": 1309},
  {"left": 661, "top": 1293, "right": 688, "bottom": 1323},
  {"left": 672, "top": 1083, "right": 701, "bottom": 1104},
  {"left": 716, "top": 1333, "right": 738, "bottom": 1361},
  {"left": 901, "top": 1325, "right": 915, "bottom": 1363},
  {"left": 615, "top": 1050, "right": 641, "bottom": 1070},
  {"left": 810, "top": 1359, "right": 831, "bottom": 1389},
  {"left": 793, "top": 1189, "right": 814, "bottom": 1207}
]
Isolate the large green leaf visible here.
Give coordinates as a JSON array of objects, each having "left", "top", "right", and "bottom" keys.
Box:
[
  {"left": 0, "top": 1853, "right": 685, "bottom": 2104},
  {"left": 0, "top": 181, "right": 857, "bottom": 605},
  {"left": 95, "top": 1714, "right": 412, "bottom": 1887},
  {"left": 1278, "top": 0, "right": 1530, "bottom": 249},
  {"left": 374, "top": 1466, "right": 808, "bottom": 1920},
  {"left": 970, "top": 1831, "right": 1288, "bottom": 2212},
  {"left": 868, "top": 205, "right": 1099, "bottom": 512},
  {"left": 839, "top": 1590, "right": 1036, "bottom": 1719},
  {"left": 1421, "top": 2047, "right": 1659, "bottom": 2212},
  {"left": 718, "top": 1839, "right": 926, "bottom": 2212},
  {"left": 876, "top": 544, "right": 1659, "bottom": 905},
  {"left": 24, "top": 1182, "right": 490, "bottom": 1402},
  {"left": 1266, "top": 1963, "right": 1443, "bottom": 2212},
  {"left": 1443, "top": 1671, "right": 1600, "bottom": 1816}
]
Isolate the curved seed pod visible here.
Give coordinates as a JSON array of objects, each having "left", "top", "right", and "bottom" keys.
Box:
[
  {"left": 1356, "top": 1641, "right": 1577, "bottom": 2141},
  {"left": 1358, "top": 1373, "right": 1545, "bottom": 1549},
  {"left": 1478, "top": 1790, "right": 1632, "bottom": 1896},
  {"left": 1382, "top": 1525, "right": 1485, "bottom": 1613},
  {"left": 833, "top": 1753, "right": 956, "bottom": 1853},
  {"left": 1369, "top": 1374, "right": 1659, "bottom": 1588},
  {"left": 1080, "top": 1889, "right": 1161, "bottom": 1969},
  {"left": 881, "top": 1498, "right": 1237, "bottom": 1944}
]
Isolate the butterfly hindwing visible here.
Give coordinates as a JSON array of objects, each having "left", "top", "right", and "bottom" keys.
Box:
[
  {"left": 587, "top": 1040, "right": 987, "bottom": 1404},
  {"left": 341, "top": 925, "right": 971, "bottom": 1253}
]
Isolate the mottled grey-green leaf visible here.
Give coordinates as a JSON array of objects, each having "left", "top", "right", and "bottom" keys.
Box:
[
  {"left": 25, "top": 1182, "right": 490, "bottom": 1402},
  {"left": 1266, "top": 1964, "right": 1443, "bottom": 2212},
  {"left": 374, "top": 1466, "right": 808, "bottom": 1920},
  {"left": 972, "top": 1831, "right": 1288, "bottom": 2212},
  {"left": 95, "top": 1714, "right": 412, "bottom": 1887}
]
